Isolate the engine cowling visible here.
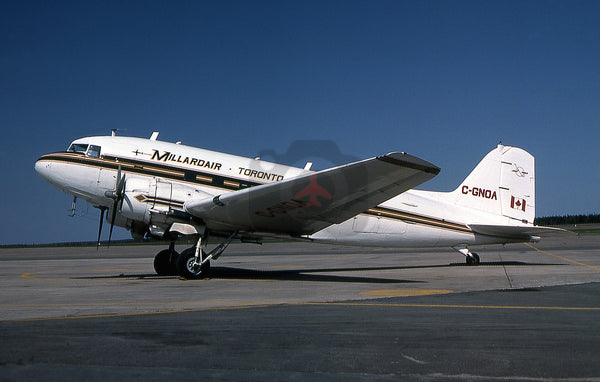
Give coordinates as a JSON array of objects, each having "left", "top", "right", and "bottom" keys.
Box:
[
  {"left": 119, "top": 176, "right": 212, "bottom": 238},
  {"left": 120, "top": 176, "right": 152, "bottom": 224}
]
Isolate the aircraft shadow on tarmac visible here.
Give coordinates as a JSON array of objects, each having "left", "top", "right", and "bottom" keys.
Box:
[{"left": 74, "top": 260, "right": 563, "bottom": 284}]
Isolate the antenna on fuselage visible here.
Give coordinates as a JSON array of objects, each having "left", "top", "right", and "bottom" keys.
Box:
[
  {"left": 150, "top": 131, "right": 159, "bottom": 141},
  {"left": 110, "top": 129, "right": 128, "bottom": 136}
]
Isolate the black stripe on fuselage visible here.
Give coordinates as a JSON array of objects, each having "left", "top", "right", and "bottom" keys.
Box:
[{"left": 37, "top": 152, "right": 261, "bottom": 191}]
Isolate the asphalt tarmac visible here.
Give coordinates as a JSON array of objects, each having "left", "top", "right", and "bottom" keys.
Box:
[{"left": 1, "top": 235, "right": 599, "bottom": 381}]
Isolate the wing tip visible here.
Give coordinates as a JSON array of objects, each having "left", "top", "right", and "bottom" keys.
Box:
[{"left": 377, "top": 152, "right": 441, "bottom": 175}]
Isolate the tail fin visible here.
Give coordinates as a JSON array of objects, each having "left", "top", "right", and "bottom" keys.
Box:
[{"left": 452, "top": 144, "right": 535, "bottom": 224}]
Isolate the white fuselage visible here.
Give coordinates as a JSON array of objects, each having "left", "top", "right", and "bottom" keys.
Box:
[{"left": 35, "top": 135, "right": 527, "bottom": 248}]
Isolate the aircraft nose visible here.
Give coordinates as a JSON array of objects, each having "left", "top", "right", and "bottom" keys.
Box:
[{"left": 35, "top": 158, "right": 55, "bottom": 184}]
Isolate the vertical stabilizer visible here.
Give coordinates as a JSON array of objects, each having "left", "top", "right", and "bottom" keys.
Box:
[{"left": 452, "top": 144, "right": 535, "bottom": 224}]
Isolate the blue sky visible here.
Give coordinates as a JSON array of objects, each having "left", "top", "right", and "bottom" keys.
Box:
[{"left": 1, "top": 1, "right": 599, "bottom": 244}]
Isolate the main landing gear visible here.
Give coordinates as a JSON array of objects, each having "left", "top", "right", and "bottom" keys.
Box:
[
  {"left": 154, "top": 232, "right": 237, "bottom": 279},
  {"left": 453, "top": 245, "right": 481, "bottom": 266},
  {"left": 176, "top": 246, "right": 211, "bottom": 279},
  {"left": 153, "top": 241, "right": 179, "bottom": 276}
]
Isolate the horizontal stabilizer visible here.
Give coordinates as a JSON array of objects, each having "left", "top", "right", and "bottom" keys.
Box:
[
  {"left": 185, "top": 152, "right": 439, "bottom": 235},
  {"left": 468, "top": 224, "right": 572, "bottom": 240}
]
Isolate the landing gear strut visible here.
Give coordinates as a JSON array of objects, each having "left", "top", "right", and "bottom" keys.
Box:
[
  {"left": 175, "top": 232, "right": 237, "bottom": 279},
  {"left": 453, "top": 245, "right": 480, "bottom": 266}
]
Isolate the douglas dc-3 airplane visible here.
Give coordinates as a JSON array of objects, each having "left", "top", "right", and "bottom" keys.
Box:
[{"left": 35, "top": 132, "right": 560, "bottom": 279}]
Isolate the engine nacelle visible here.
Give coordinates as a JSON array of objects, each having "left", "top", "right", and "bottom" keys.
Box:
[
  {"left": 119, "top": 175, "right": 212, "bottom": 238},
  {"left": 104, "top": 209, "right": 147, "bottom": 240},
  {"left": 105, "top": 207, "right": 130, "bottom": 229},
  {"left": 120, "top": 176, "right": 152, "bottom": 224}
]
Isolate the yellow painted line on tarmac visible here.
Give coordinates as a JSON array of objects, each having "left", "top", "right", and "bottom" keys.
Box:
[
  {"left": 7, "top": 304, "right": 276, "bottom": 323},
  {"left": 340, "top": 253, "right": 363, "bottom": 258},
  {"left": 360, "top": 289, "right": 453, "bottom": 297},
  {"left": 524, "top": 242, "right": 600, "bottom": 272},
  {"left": 20, "top": 271, "right": 68, "bottom": 281},
  {"left": 7, "top": 300, "right": 600, "bottom": 323}
]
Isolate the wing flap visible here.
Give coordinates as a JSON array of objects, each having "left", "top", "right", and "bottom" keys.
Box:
[{"left": 185, "top": 152, "right": 439, "bottom": 235}]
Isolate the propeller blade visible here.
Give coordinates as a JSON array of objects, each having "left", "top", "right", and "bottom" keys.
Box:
[
  {"left": 108, "top": 200, "right": 118, "bottom": 247},
  {"left": 96, "top": 207, "right": 106, "bottom": 250},
  {"left": 116, "top": 168, "right": 126, "bottom": 197},
  {"left": 106, "top": 165, "right": 126, "bottom": 247}
]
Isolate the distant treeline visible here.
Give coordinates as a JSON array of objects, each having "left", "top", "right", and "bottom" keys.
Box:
[{"left": 535, "top": 214, "right": 600, "bottom": 225}]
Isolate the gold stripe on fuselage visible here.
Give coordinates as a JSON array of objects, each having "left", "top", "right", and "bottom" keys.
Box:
[{"left": 365, "top": 207, "right": 472, "bottom": 234}]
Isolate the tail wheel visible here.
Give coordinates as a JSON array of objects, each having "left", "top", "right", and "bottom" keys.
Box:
[
  {"left": 176, "top": 247, "right": 211, "bottom": 279},
  {"left": 153, "top": 249, "right": 179, "bottom": 276}
]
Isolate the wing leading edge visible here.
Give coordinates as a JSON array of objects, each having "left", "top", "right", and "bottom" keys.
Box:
[{"left": 185, "top": 152, "right": 440, "bottom": 235}]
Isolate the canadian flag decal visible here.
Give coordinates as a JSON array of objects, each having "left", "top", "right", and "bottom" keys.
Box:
[{"left": 511, "top": 196, "right": 526, "bottom": 212}]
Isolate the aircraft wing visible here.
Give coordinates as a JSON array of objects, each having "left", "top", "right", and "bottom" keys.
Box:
[
  {"left": 468, "top": 224, "right": 573, "bottom": 240},
  {"left": 184, "top": 152, "right": 440, "bottom": 235}
]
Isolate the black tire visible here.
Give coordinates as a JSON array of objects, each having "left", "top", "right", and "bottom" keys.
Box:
[
  {"left": 176, "top": 248, "right": 211, "bottom": 279},
  {"left": 153, "top": 249, "right": 179, "bottom": 276},
  {"left": 466, "top": 253, "right": 480, "bottom": 266}
]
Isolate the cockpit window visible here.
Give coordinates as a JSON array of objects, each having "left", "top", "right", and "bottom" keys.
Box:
[
  {"left": 66, "top": 143, "right": 101, "bottom": 157},
  {"left": 87, "top": 145, "right": 101, "bottom": 158},
  {"left": 68, "top": 143, "right": 88, "bottom": 154}
]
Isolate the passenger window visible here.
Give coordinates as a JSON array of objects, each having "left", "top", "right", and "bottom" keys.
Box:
[
  {"left": 68, "top": 143, "right": 88, "bottom": 154},
  {"left": 87, "top": 145, "right": 101, "bottom": 158}
]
